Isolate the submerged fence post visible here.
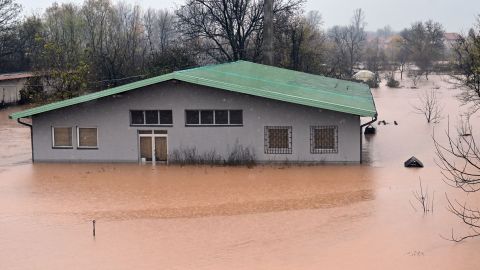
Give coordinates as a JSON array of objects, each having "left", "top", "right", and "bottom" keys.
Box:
[{"left": 92, "top": 220, "right": 96, "bottom": 237}]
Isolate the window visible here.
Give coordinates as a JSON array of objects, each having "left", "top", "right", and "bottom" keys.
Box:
[
  {"left": 200, "top": 110, "right": 214, "bottom": 124},
  {"left": 310, "top": 126, "right": 338, "bottom": 154},
  {"left": 159, "top": 110, "right": 173, "bottom": 125},
  {"left": 130, "top": 110, "right": 173, "bottom": 126},
  {"left": 145, "top": 110, "right": 159, "bottom": 125},
  {"left": 186, "top": 110, "right": 199, "bottom": 125},
  {"left": 131, "top": 110, "right": 144, "bottom": 125},
  {"left": 52, "top": 127, "right": 73, "bottom": 148},
  {"left": 229, "top": 110, "right": 243, "bottom": 125},
  {"left": 78, "top": 127, "right": 98, "bottom": 148},
  {"left": 185, "top": 110, "right": 243, "bottom": 126},
  {"left": 215, "top": 110, "right": 229, "bottom": 124},
  {"left": 265, "top": 126, "right": 292, "bottom": 154}
]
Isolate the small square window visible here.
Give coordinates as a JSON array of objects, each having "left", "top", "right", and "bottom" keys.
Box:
[
  {"left": 160, "top": 110, "right": 173, "bottom": 125},
  {"left": 78, "top": 127, "right": 98, "bottom": 148},
  {"left": 145, "top": 110, "right": 159, "bottom": 125},
  {"left": 229, "top": 110, "right": 243, "bottom": 125},
  {"left": 131, "top": 111, "right": 144, "bottom": 125},
  {"left": 200, "top": 110, "right": 214, "bottom": 124},
  {"left": 52, "top": 127, "right": 73, "bottom": 148},
  {"left": 310, "top": 126, "right": 338, "bottom": 154},
  {"left": 215, "top": 110, "right": 229, "bottom": 124},
  {"left": 265, "top": 126, "right": 292, "bottom": 154},
  {"left": 186, "top": 110, "right": 199, "bottom": 125}
]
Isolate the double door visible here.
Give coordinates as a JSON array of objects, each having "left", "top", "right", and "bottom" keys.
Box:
[{"left": 139, "top": 134, "right": 167, "bottom": 163}]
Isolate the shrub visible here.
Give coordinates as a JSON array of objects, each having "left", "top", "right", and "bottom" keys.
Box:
[
  {"left": 169, "top": 145, "right": 256, "bottom": 167},
  {"left": 386, "top": 77, "right": 400, "bottom": 88},
  {"left": 366, "top": 78, "right": 379, "bottom": 88},
  {"left": 19, "top": 76, "right": 46, "bottom": 104},
  {"left": 226, "top": 143, "right": 256, "bottom": 167}
]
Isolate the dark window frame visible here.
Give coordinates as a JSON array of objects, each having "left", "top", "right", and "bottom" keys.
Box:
[
  {"left": 130, "top": 110, "right": 173, "bottom": 126},
  {"left": 310, "top": 126, "right": 338, "bottom": 154},
  {"left": 264, "top": 126, "right": 292, "bottom": 154},
  {"left": 185, "top": 109, "right": 243, "bottom": 126}
]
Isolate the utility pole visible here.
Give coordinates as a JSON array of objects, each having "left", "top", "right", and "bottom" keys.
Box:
[{"left": 263, "top": 0, "right": 274, "bottom": 65}]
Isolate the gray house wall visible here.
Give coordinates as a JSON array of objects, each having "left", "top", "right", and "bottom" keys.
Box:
[{"left": 32, "top": 81, "right": 361, "bottom": 163}]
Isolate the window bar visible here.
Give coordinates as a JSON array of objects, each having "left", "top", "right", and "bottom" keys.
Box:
[
  {"left": 264, "top": 126, "right": 292, "bottom": 154},
  {"left": 310, "top": 126, "right": 338, "bottom": 154}
]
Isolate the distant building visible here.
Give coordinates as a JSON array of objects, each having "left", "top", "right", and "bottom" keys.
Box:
[
  {"left": 9, "top": 61, "right": 377, "bottom": 164},
  {"left": 444, "top": 32, "right": 461, "bottom": 49},
  {"left": 0, "top": 72, "right": 35, "bottom": 105}
]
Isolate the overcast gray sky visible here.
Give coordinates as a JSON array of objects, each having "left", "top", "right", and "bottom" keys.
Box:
[{"left": 18, "top": 0, "right": 479, "bottom": 32}]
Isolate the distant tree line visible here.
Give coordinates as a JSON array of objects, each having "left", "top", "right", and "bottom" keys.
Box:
[{"left": 0, "top": 0, "right": 477, "bottom": 102}]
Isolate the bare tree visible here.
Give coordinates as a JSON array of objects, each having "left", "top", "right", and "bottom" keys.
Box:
[
  {"left": 0, "top": 0, "right": 21, "bottom": 59},
  {"left": 408, "top": 69, "right": 423, "bottom": 88},
  {"left": 326, "top": 8, "right": 366, "bottom": 78},
  {"left": 326, "top": 25, "right": 350, "bottom": 78},
  {"left": 175, "top": 0, "right": 304, "bottom": 62},
  {"left": 387, "top": 35, "right": 409, "bottom": 80},
  {"left": 0, "top": 0, "right": 21, "bottom": 35},
  {"left": 434, "top": 120, "right": 480, "bottom": 241},
  {"left": 449, "top": 15, "right": 480, "bottom": 112},
  {"left": 365, "top": 37, "right": 386, "bottom": 76},
  {"left": 346, "top": 8, "right": 367, "bottom": 76},
  {"left": 412, "top": 89, "right": 443, "bottom": 123},
  {"left": 144, "top": 8, "right": 176, "bottom": 55},
  {"left": 410, "top": 178, "right": 435, "bottom": 214},
  {"left": 275, "top": 10, "right": 326, "bottom": 73}
]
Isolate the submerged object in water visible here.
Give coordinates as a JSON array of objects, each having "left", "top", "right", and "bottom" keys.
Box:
[
  {"left": 404, "top": 156, "right": 424, "bottom": 168},
  {"left": 364, "top": 125, "right": 376, "bottom": 134}
]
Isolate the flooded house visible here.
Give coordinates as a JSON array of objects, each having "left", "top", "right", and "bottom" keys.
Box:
[
  {"left": 0, "top": 72, "right": 35, "bottom": 105},
  {"left": 8, "top": 61, "right": 377, "bottom": 163}
]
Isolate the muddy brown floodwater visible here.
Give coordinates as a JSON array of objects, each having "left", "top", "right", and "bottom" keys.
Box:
[{"left": 1, "top": 75, "right": 480, "bottom": 269}]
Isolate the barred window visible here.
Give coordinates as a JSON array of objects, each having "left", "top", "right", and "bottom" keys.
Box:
[
  {"left": 265, "top": 126, "right": 292, "bottom": 154},
  {"left": 310, "top": 126, "right": 338, "bottom": 154},
  {"left": 52, "top": 127, "right": 73, "bottom": 148}
]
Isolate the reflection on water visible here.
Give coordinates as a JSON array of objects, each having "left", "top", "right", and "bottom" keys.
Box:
[{"left": 1, "top": 76, "right": 480, "bottom": 269}]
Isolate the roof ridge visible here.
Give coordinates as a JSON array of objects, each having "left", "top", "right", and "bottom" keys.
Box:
[
  {"left": 176, "top": 61, "right": 237, "bottom": 74},
  {"left": 189, "top": 66, "right": 371, "bottom": 100},
  {"left": 224, "top": 60, "right": 368, "bottom": 89}
]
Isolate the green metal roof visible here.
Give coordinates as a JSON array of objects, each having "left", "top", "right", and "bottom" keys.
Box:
[{"left": 9, "top": 61, "right": 377, "bottom": 120}]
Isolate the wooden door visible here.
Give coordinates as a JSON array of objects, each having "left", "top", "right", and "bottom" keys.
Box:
[
  {"left": 155, "top": 137, "right": 167, "bottom": 162},
  {"left": 139, "top": 136, "right": 153, "bottom": 162}
]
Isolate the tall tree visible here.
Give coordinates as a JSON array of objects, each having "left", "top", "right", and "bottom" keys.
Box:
[
  {"left": 401, "top": 20, "right": 445, "bottom": 79},
  {"left": 434, "top": 16, "right": 480, "bottom": 242},
  {"left": 387, "top": 35, "right": 409, "bottom": 80},
  {"left": 276, "top": 10, "right": 326, "bottom": 73},
  {"left": 345, "top": 8, "right": 367, "bottom": 76},
  {"left": 175, "top": 0, "right": 304, "bottom": 62},
  {"left": 450, "top": 15, "right": 480, "bottom": 112},
  {"left": 326, "top": 8, "right": 366, "bottom": 78},
  {"left": 0, "top": 0, "right": 22, "bottom": 70}
]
